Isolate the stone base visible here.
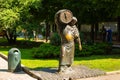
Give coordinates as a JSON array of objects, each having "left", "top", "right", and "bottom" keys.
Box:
[{"left": 31, "top": 66, "right": 106, "bottom": 80}]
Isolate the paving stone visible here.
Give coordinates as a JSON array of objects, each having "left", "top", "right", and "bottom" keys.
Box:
[{"left": 31, "top": 66, "right": 106, "bottom": 80}]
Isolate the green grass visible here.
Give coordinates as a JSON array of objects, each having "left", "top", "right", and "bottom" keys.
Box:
[
  {"left": 74, "top": 55, "right": 120, "bottom": 71},
  {"left": 0, "top": 47, "right": 120, "bottom": 71}
]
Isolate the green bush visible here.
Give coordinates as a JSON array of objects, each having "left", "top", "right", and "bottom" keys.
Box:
[
  {"left": 50, "top": 32, "right": 61, "bottom": 46},
  {"left": 112, "top": 49, "right": 120, "bottom": 54},
  {"left": 16, "top": 41, "right": 43, "bottom": 48},
  {"left": 32, "top": 42, "right": 113, "bottom": 58},
  {"left": 32, "top": 43, "right": 60, "bottom": 58},
  {"left": 75, "top": 43, "right": 112, "bottom": 56},
  {"left": 93, "top": 43, "right": 107, "bottom": 55},
  {"left": 75, "top": 44, "right": 92, "bottom": 56}
]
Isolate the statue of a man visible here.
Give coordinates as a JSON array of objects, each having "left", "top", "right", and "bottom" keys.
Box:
[{"left": 55, "top": 9, "right": 82, "bottom": 73}]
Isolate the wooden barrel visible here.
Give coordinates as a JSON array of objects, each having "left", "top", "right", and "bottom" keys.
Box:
[{"left": 57, "top": 9, "right": 73, "bottom": 24}]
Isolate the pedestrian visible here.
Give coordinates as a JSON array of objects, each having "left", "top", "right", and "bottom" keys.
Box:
[
  {"left": 33, "top": 30, "right": 36, "bottom": 40},
  {"left": 106, "top": 27, "right": 112, "bottom": 43}
]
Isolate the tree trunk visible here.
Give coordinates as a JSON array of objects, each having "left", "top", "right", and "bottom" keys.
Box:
[
  {"left": 52, "top": 24, "right": 57, "bottom": 32},
  {"left": 117, "top": 16, "right": 120, "bottom": 41},
  {"left": 95, "top": 23, "right": 98, "bottom": 40},
  {"left": 13, "top": 28, "right": 17, "bottom": 43},
  {"left": 45, "top": 22, "right": 50, "bottom": 42},
  {"left": 91, "top": 24, "right": 95, "bottom": 43},
  {"left": 5, "top": 28, "right": 17, "bottom": 44},
  {"left": 78, "top": 24, "right": 81, "bottom": 32}
]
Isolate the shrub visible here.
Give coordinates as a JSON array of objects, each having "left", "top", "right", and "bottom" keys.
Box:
[
  {"left": 32, "top": 43, "right": 60, "bottom": 58},
  {"left": 50, "top": 32, "right": 61, "bottom": 46},
  {"left": 75, "top": 42, "right": 112, "bottom": 56},
  {"left": 75, "top": 44, "right": 92, "bottom": 57},
  {"left": 112, "top": 49, "right": 120, "bottom": 54},
  {"left": 16, "top": 41, "right": 43, "bottom": 48},
  {"left": 32, "top": 42, "right": 113, "bottom": 58}
]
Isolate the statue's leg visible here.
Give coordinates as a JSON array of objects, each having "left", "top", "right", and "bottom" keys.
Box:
[
  {"left": 58, "top": 45, "right": 67, "bottom": 72},
  {"left": 58, "top": 43, "right": 75, "bottom": 73}
]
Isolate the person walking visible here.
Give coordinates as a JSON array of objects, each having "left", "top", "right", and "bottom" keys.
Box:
[{"left": 106, "top": 27, "right": 112, "bottom": 43}]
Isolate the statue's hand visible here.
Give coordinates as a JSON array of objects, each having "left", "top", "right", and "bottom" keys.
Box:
[{"left": 79, "top": 44, "right": 82, "bottom": 51}]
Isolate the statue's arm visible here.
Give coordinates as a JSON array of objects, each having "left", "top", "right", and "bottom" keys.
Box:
[
  {"left": 74, "top": 26, "right": 82, "bottom": 51},
  {"left": 76, "top": 37, "right": 82, "bottom": 51}
]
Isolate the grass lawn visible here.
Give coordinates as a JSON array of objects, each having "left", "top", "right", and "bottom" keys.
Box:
[
  {"left": 74, "top": 55, "right": 120, "bottom": 72},
  {"left": 0, "top": 47, "right": 120, "bottom": 72}
]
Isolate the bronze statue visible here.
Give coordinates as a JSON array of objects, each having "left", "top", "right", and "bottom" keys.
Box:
[{"left": 55, "top": 9, "right": 82, "bottom": 73}]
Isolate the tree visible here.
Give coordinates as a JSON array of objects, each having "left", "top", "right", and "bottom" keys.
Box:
[
  {"left": 115, "top": 1, "right": 120, "bottom": 41},
  {"left": 0, "top": 0, "right": 42, "bottom": 43},
  {"left": 0, "top": 0, "right": 21, "bottom": 43},
  {"left": 39, "top": 0, "right": 64, "bottom": 42},
  {"left": 1, "top": 0, "right": 119, "bottom": 43}
]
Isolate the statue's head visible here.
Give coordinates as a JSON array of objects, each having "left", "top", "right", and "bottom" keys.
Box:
[{"left": 68, "top": 17, "right": 77, "bottom": 26}]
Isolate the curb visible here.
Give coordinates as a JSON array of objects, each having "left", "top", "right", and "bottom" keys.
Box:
[
  {"left": 106, "top": 70, "right": 120, "bottom": 75},
  {"left": 0, "top": 52, "right": 7, "bottom": 61},
  {"left": 0, "top": 52, "right": 42, "bottom": 80}
]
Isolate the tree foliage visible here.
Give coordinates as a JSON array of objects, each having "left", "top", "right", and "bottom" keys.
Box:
[
  {"left": 1, "top": 0, "right": 120, "bottom": 43},
  {"left": 1, "top": 0, "right": 120, "bottom": 28},
  {"left": 0, "top": 0, "right": 42, "bottom": 43},
  {"left": 0, "top": 0, "right": 19, "bottom": 28}
]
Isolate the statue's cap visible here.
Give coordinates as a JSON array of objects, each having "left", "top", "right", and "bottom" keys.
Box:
[{"left": 72, "top": 17, "right": 77, "bottom": 22}]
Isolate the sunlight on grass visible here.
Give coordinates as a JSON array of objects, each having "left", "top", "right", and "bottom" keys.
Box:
[
  {"left": 17, "top": 38, "right": 25, "bottom": 40},
  {"left": 0, "top": 48, "right": 10, "bottom": 55},
  {"left": 21, "top": 57, "right": 120, "bottom": 72},
  {"left": 22, "top": 59, "right": 59, "bottom": 69},
  {"left": 74, "top": 56, "right": 120, "bottom": 72}
]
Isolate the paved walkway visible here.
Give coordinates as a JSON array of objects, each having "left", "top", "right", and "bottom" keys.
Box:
[{"left": 0, "top": 57, "right": 36, "bottom": 80}]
